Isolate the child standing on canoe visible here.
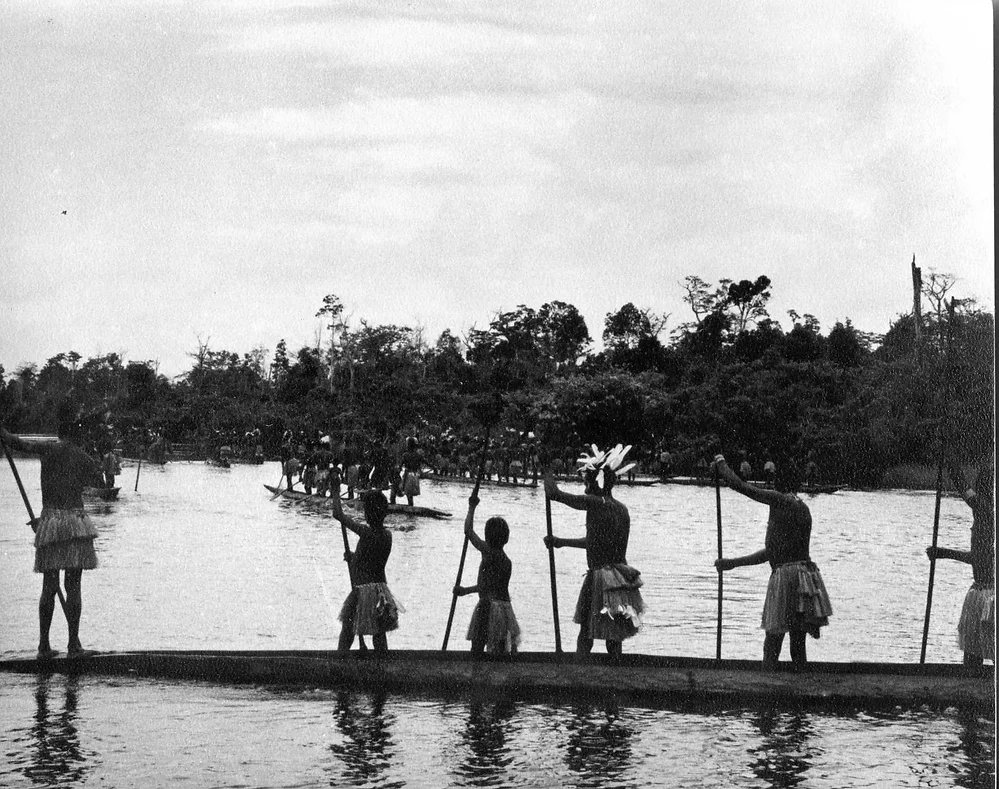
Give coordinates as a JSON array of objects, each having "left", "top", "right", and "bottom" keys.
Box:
[
  {"left": 713, "top": 453, "right": 832, "bottom": 670},
  {"left": 453, "top": 494, "right": 521, "bottom": 655},
  {"left": 329, "top": 488, "right": 402, "bottom": 653},
  {"left": 544, "top": 444, "right": 645, "bottom": 658},
  {"left": 926, "top": 456, "right": 994, "bottom": 666}
]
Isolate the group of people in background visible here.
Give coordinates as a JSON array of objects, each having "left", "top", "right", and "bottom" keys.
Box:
[{"left": 0, "top": 402, "right": 991, "bottom": 674}]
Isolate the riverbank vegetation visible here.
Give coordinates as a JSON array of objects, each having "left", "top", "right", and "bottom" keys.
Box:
[{"left": 1, "top": 274, "right": 992, "bottom": 488}]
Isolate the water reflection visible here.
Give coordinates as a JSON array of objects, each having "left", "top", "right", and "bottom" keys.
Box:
[
  {"left": 23, "top": 675, "right": 91, "bottom": 787},
  {"left": 951, "top": 706, "right": 996, "bottom": 789},
  {"left": 452, "top": 698, "right": 516, "bottom": 786},
  {"left": 563, "top": 702, "right": 637, "bottom": 789},
  {"left": 328, "top": 691, "right": 404, "bottom": 788},
  {"left": 747, "top": 708, "right": 816, "bottom": 788}
]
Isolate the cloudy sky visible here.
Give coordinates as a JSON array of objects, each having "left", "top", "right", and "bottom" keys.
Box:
[{"left": 1, "top": 0, "right": 992, "bottom": 377}]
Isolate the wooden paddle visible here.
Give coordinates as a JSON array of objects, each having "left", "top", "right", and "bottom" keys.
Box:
[
  {"left": 920, "top": 298, "right": 957, "bottom": 663},
  {"left": 544, "top": 488, "right": 563, "bottom": 654},
  {"left": 714, "top": 466, "right": 723, "bottom": 660},
  {"left": 441, "top": 424, "right": 493, "bottom": 652},
  {"left": 0, "top": 434, "right": 69, "bottom": 614}
]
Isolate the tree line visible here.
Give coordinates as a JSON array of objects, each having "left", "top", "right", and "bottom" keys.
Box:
[{"left": 1, "top": 273, "right": 993, "bottom": 487}]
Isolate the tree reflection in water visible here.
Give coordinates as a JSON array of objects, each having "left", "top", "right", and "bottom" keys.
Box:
[
  {"left": 452, "top": 698, "right": 517, "bottom": 786},
  {"left": 748, "top": 708, "right": 816, "bottom": 788},
  {"left": 328, "top": 691, "right": 404, "bottom": 788},
  {"left": 24, "top": 674, "right": 91, "bottom": 787},
  {"left": 563, "top": 701, "right": 637, "bottom": 789}
]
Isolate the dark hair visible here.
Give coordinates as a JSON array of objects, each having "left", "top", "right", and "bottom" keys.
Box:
[
  {"left": 484, "top": 516, "right": 509, "bottom": 548},
  {"left": 362, "top": 490, "right": 389, "bottom": 526},
  {"left": 774, "top": 460, "right": 802, "bottom": 494},
  {"left": 584, "top": 468, "right": 615, "bottom": 495},
  {"left": 56, "top": 399, "right": 82, "bottom": 440},
  {"left": 975, "top": 460, "right": 994, "bottom": 505}
]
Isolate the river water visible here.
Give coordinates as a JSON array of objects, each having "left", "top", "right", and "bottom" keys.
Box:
[{"left": 0, "top": 460, "right": 993, "bottom": 787}]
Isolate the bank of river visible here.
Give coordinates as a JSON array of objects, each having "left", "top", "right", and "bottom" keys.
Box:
[{"left": 0, "top": 460, "right": 992, "bottom": 787}]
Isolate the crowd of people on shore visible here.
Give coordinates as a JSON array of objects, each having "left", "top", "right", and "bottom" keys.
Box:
[{"left": 0, "top": 402, "right": 992, "bottom": 674}]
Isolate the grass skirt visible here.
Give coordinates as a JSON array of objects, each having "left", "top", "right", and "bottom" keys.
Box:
[
  {"left": 958, "top": 583, "right": 995, "bottom": 660},
  {"left": 761, "top": 561, "right": 832, "bottom": 637},
  {"left": 573, "top": 564, "right": 645, "bottom": 641},
  {"left": 339, "top": 583, "right": 403, "bottom": 635},
  {"left": 466, "top": 599, "right": 521, "bottom": 653},
  {"left": 403, "top": 472, "right": 421, "bottom": 497},
  {"left": 34, "top": 508, "right": 98, "bottom": 573}
]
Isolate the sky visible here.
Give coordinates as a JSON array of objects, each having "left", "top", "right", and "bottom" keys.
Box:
[{"left": 0, "top": 0, "right": 993, "bottom": 378}]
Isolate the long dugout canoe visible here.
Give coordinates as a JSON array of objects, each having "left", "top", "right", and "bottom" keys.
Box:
[
  {"left": 0, "top": 650, "right": 990, "bottom": 711},
  {"left": 264, "top": 485, "right": 452, "bottom": 519}
]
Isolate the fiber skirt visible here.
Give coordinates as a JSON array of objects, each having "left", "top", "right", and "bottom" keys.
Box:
[
  {"left": 34, "top": 508, "right": 98, "bottom": 573},
  {"left": 403, "top": 472, "right": 421, "bottom": 497},
  {"left": 339, "top": 583, "right": 403, "bottom": 635},
  {"left": 466, "top": 599, "right": 521, "bottom": 653},
  {"left": 573, "top": 564, "right": 645, "bottom": 641},
  {"left": 761, "top": 561, "right": 832, "bottom": 637},
  {"left": 958, "top": 583, "right": 995, "bottom": 660}
]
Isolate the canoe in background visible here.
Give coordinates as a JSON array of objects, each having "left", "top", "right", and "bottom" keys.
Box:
[{"left": 264, "top": 485, "right": 452, "bottom": 519}]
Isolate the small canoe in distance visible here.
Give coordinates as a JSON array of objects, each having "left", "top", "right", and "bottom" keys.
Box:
[
  {"left": 0, "top": 649, "right": 990, "bottom": 711},
  {"left": 84, "top": 486, "right": 120, "bottom": 501},
  {"left": 422, "top": 473, "right": 539, "bottom": 489},
  {"left": 264, "top": 485, "right": 452, "bottom": 519},
  {"left": 661, "top": 477, "right": 841, "bottom": 495}
]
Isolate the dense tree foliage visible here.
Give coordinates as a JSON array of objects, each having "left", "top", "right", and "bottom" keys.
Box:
[{"left": 1, "top": 277, "right": 992, "bottom": 487}]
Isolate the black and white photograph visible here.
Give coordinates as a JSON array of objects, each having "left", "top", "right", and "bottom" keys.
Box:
[{"left": 0, "top": 1, "right": 993, "bottom": 786}]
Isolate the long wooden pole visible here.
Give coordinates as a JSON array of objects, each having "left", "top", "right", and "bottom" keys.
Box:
[
  {"left": 442, "top": 425, "right": 491, "bottom": 652},
  {"left": 920, "top": 298, "right": 957, "bottom": 663},
  {"left": 335, "top": 475, "right": 366, "bottom": 651},
  {"left": 715, "top": 467, "right": 723, "bottom": 660},
  {"left": 1, "top": 437, "right": 68, "bottom": 614},
  {"left": 920, "top": 464, "right": 944, "bottom": 663},
  {"left": 133, "top": 451, "right": 142, "bottom": 492},
  {"left": 544, "top": 492, "right": 563, "bottom": 654}
]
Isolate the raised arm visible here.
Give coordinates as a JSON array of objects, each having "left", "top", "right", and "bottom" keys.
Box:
[
  {"left": 328, "top": 475, "right": 369, "bottom": 537},
  {"left": 713, "top": 455, "right": 794, "bottom": 507},
  {"left": 543, "top": 471, "right": 599, "bottom": 511},
  {"left": 464, "top": 494, "right": 488, "bottom": 553},
  {"left": 0, "top": 427, "right": 55, "bottom": 456},
  {"left": 945, "top": 459, "right": 980, "bottom": 511}
]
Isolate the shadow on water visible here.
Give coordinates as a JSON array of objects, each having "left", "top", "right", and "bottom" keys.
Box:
[
  {"left": 452, "top": 698, "right": 517, "bottom": 786},
  {"left": 562, "top": 701, "right": 637, "bottom": 789},
  {"left": 747, "top": 708, "right": 816, "bottom": 789},
  {"left": 23, "top": 675, "right": 92, "bottom": 787},
  {"left": 328, "top": 691, "right": 404, "bottom": 789}
]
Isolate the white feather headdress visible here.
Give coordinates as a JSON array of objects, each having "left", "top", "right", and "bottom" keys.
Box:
[{"left": 577, "top": 443, "right": 636, "bottom": 489}]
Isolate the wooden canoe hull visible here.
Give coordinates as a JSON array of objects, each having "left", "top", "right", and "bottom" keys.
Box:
[
  {"left": 0, "top": 650, "right": 990, "bottom": 711},
  {"left": 264, "top": 486, "right": 452, "bottom": 519}
]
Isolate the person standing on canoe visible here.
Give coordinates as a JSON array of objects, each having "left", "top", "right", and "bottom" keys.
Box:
[
  {"left": 544, "top": 444, "right": 645, "bottom": 658},
  {"left": 454, "top": 494, "right": 521, "bottom": 655},
  {"left": 399, "top": 437, "right": 423, "bottom": 507},
  {"left": 329, "top": 484, "right": 401, "bottom": 652},
  {"left": 713, "top": 453, "right": 833, "bottom": 670},
  {"left": 1, "top": 401, "right": 104, "bottom": 660},
  {"left": 926, "top": 456, "right": 995, "bottom": 666}
]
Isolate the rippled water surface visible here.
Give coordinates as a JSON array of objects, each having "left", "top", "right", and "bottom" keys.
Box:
[{"left": 0, "top": 460, "right": 993, "bottom": 787}]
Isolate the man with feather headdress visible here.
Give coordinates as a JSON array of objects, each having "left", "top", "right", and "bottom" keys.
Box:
[{"left": 544, "top": 444, "right": 645, "bottom": 657}]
